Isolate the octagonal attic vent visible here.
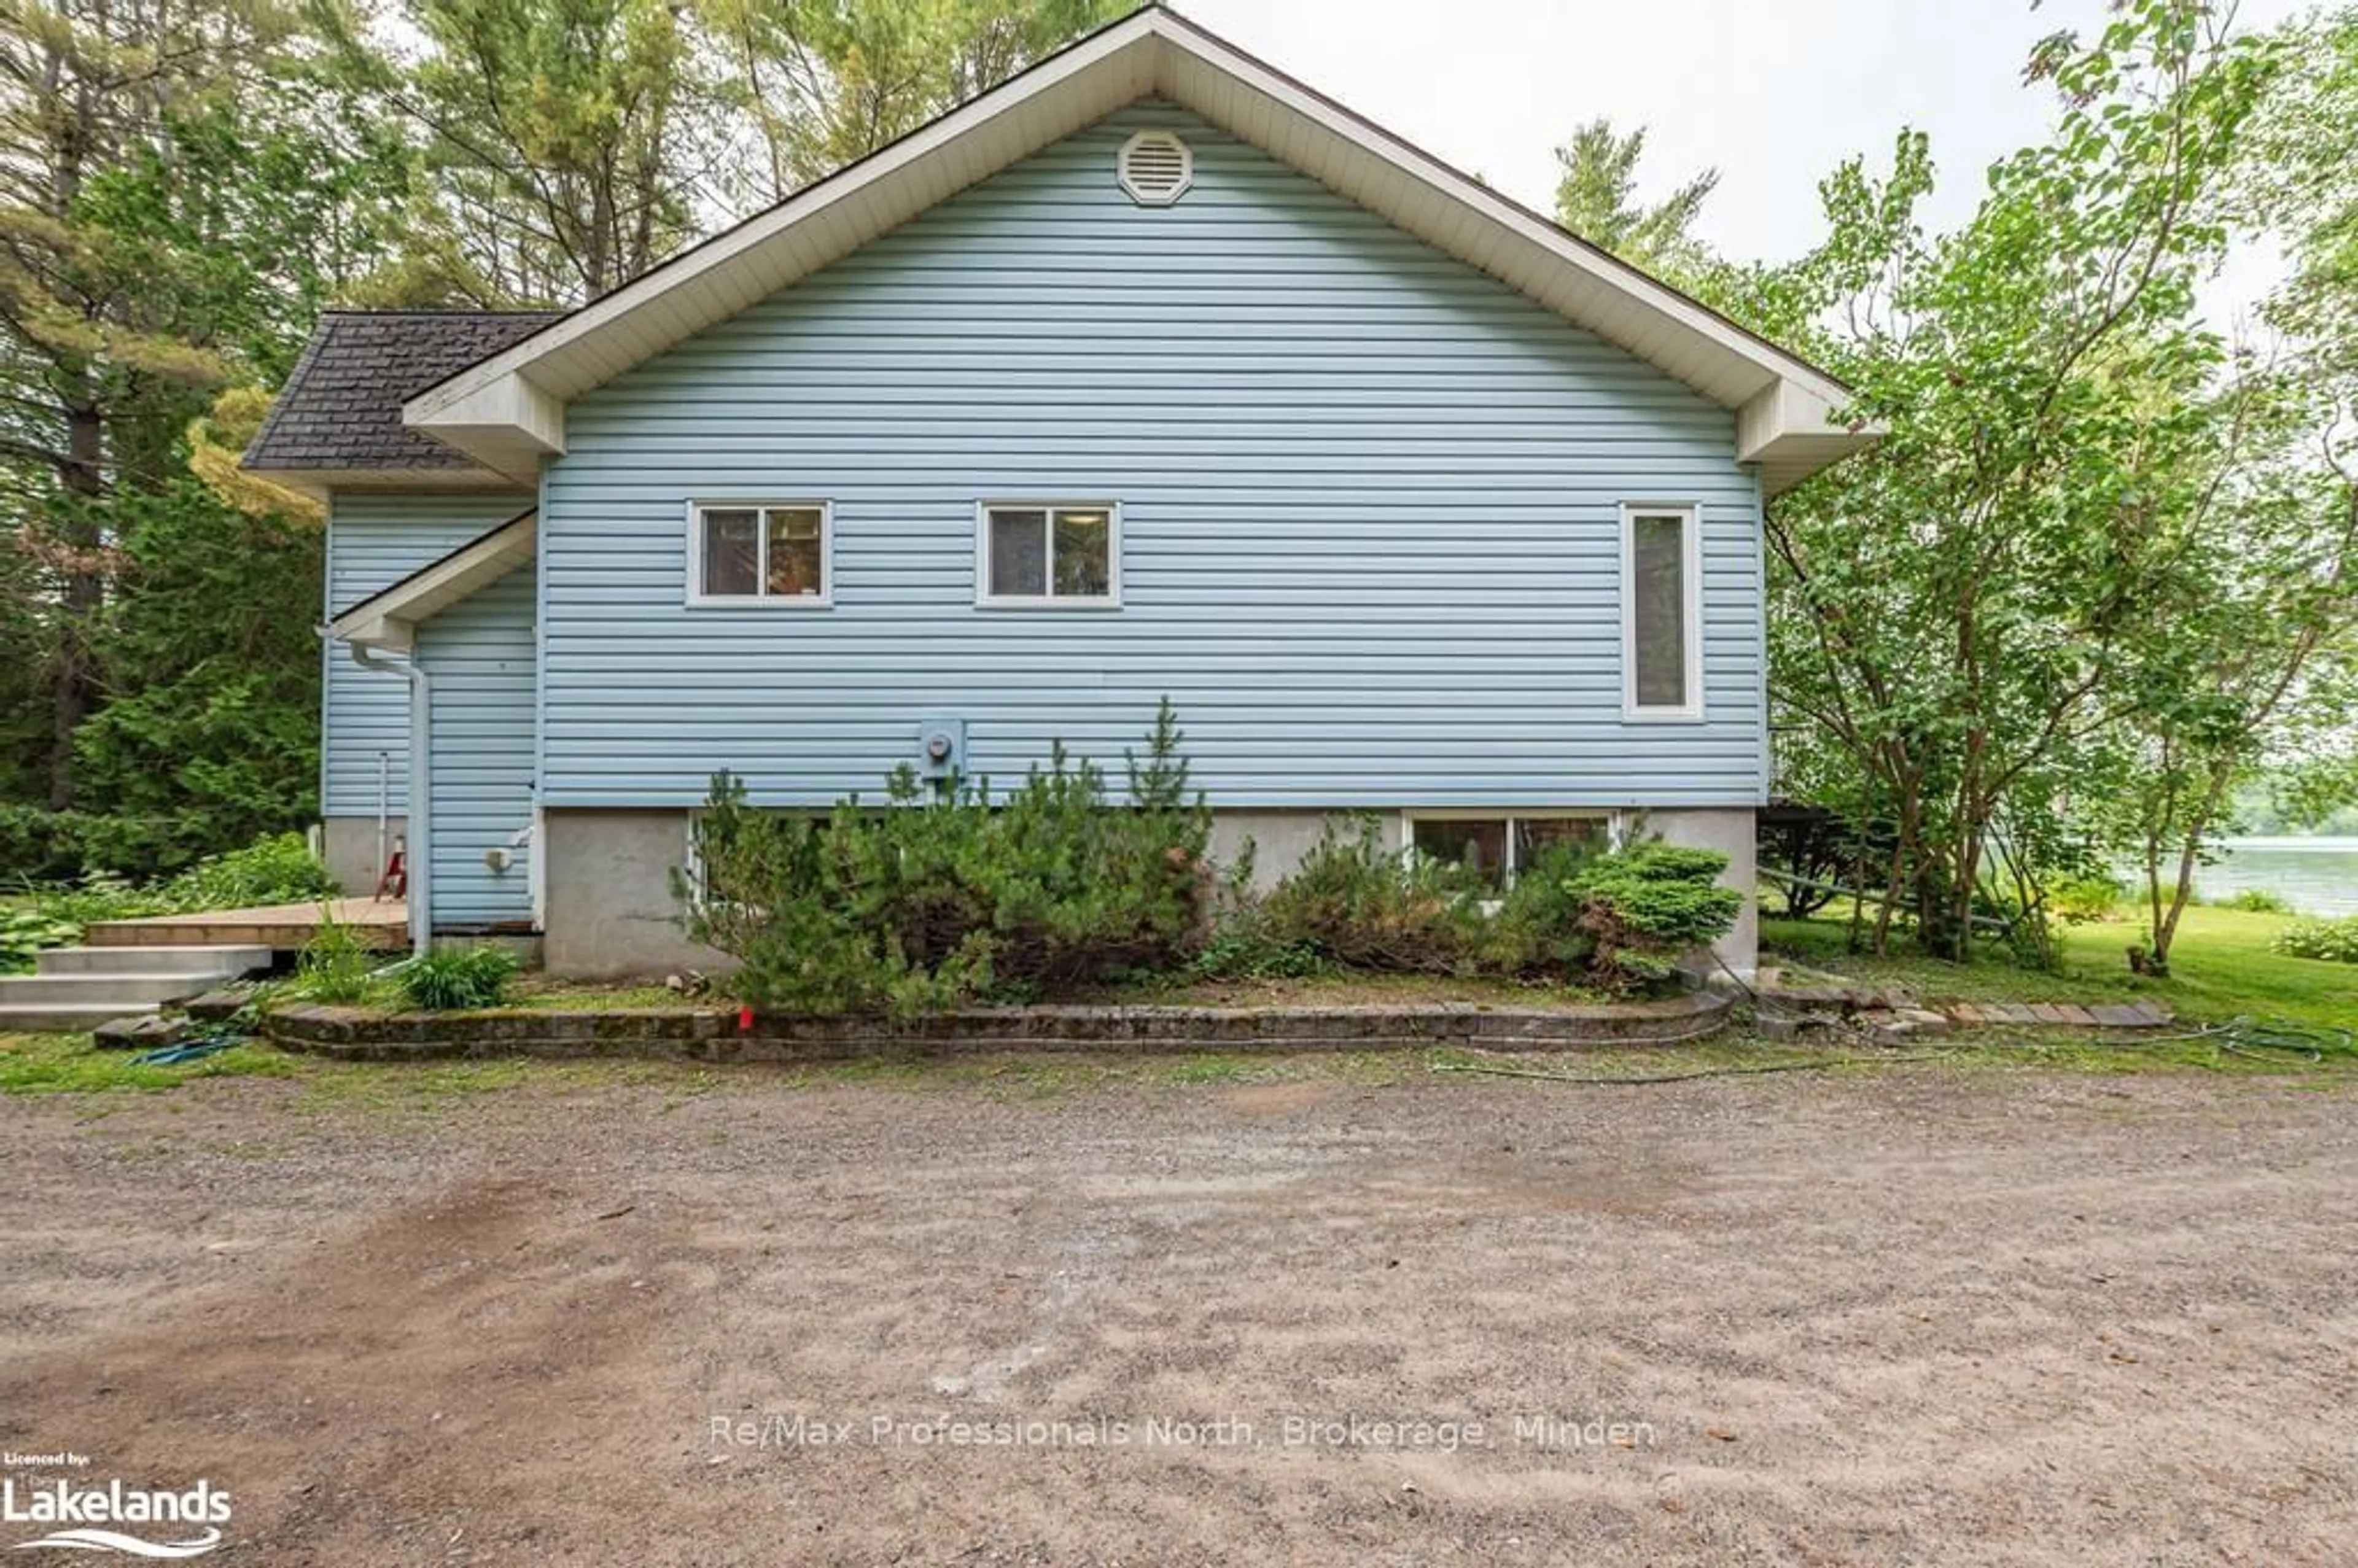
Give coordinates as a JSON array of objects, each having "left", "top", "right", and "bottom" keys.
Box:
[{"left": 1118, "top": 130, "right": 1192, "bottom": 206}]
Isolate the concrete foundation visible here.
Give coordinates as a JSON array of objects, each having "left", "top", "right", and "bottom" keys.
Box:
[
  {"left": 321, "top": 815, "right": 403, "bottom": 898},
  {"left": 1640, "top": 807, "right": 1759, "bottom": 979},
  {"left": 534, "top": 804, "right": 1760, "bottom": 980},
  {"left": 1205, "top": 810, "right": 1353, "bottom": 891},
  {"left": 542, "top": 809, "right": 729, "bottom": 980}
]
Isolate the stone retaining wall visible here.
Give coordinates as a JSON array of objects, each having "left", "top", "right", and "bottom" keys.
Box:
[{"left": 260, "top": 993, "right": 1732, "bottom": 1063}]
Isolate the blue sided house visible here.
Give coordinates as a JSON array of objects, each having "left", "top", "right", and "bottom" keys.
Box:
[{"left": 242, "top": 6, "right": 1875, "bottom": 979}]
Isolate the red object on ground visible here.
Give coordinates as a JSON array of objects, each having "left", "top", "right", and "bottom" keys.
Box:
[{"left": 738, "top": 1006, "right": 754, "bottom": 1033}]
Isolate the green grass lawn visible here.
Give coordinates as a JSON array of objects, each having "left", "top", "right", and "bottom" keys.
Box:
[
  {"left": 6, "top": 900, "right": 2349, "bottom": 1099},
  {"left": 1763, "top": 903, "right": 2357, "bottom": 1031}
]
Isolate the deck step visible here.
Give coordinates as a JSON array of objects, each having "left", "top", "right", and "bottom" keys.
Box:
[
  {"left": 0, "top": 1000, "right": 161, "bottom": 1034},
  {"left": 34, "top": 944, "right": 271, "bottom": 977},
  {"left": 0, "top": 971, "right": 243, "bottom": 1009}
]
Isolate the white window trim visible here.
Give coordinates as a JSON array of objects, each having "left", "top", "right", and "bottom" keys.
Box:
[
  {"left": 1620, "top": 502, "right": 1704, "bottom": 721},
  {"left": 685, "top": 499, "right": 835, "bottom": 608},
  {"left": 975, "top": 500, "right": 1123, "bottom": 609},
  {"left": 1398, "top": 809, "right": 1622, "bottom": 883}
]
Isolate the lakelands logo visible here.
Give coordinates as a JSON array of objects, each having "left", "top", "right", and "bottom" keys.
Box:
[{"left": 2, "top": 1477, "right": 230, "bottom": 1558}]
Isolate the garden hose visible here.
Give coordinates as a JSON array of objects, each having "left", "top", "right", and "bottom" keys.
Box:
[
  {"left": 1427, "top": 1049, "right": 1962, "bottom": 1086},
  {"left": 126, "top": 1023, "right": 247, "bottom": 1068},
  {"left": 2143, "top": 1015, "right": 2357, "bottom": 1064}
]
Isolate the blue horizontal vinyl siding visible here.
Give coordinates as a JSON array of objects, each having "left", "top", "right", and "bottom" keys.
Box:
[
  {"left": 414, "top": 563, "right": 536, "bottom": 926},
  {"left": 538, "top": 101, "right": 1768, "bottom": 809},
  {"left": 322, "top": 492, "right": 532, "bottom": 817}
]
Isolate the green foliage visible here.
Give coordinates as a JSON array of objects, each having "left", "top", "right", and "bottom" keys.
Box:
[
  {"left": 66, "top": 481, "right": 325, "bottom": 877},
  {"left": 1183, "top": 930, "right": 1332, "bottom": 983},
  {"left": 0, "top": 909, "right": 82, "bottom": 974},
  {"left": 1251, "top": 817, "right": 1487, "bottom": 976},
  {"left": 9, "top": 833, "right": 335, "bottom": 945},
  {"left": 397, "top": 945, "right": 521, "bottom": 1011},
  {"left": 701, "top": 0, "right": 1132, "bottom": 202},
  {"left": 685, "top": 701, "right": 1212, "bottom": 1015},
  {"left": 0, "top": 807, "right": 94, "bottom": 885},
  {"left": 1562, "top": 846, "right": 1744, "bottom": 993},
  {"left": 292, "top": 917, "right": 386, "bottom": 1006},
  {"left": 1656, "top": 0, "right": 2322, "bottom": 971},
  {"left": 1237, "top": 826, "right": 1713, "bottom": 996},
  {"left": 2050, "top": 873, "right": 2128, "bottom": 925},
  {"left": 2271, "top": 914, "right": 2358, "bottom": 963},
  {"left": 1551, "top": 117, "right": 1720, "bottom": 281},
  {"left": 2220, "top": 887, "right": 2294, "bottom": 914},
  {"left": 155, "top": 832, "right": 335, "bottom": 911},
  {"left": 1481, "top": 839, "right": 1611, "bottom": 977}
]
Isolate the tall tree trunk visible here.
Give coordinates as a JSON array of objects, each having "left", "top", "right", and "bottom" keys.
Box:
[{"left": 46, "top": 389, "right": 105, "bottom": 809}]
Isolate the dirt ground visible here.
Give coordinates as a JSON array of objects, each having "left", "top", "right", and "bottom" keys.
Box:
[{"left": 2, "top": 1058, "right": 2353, "bottom": 1566}]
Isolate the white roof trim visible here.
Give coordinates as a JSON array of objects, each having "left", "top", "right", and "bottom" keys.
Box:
[
  {"left": 404, "top": 7, "right": 1875, "bottom": 495},
  {"left": 328, "top": 511, "right": 537, "bottom": 653}
]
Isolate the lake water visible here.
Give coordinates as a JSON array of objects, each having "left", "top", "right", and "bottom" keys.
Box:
[{"left": 2184, "top": 837, "right": 2358, "bottom": 917}]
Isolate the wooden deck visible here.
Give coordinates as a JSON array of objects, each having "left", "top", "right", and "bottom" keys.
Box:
[{"left": 84, "top": 898, "right": 407, "bottom": 950}]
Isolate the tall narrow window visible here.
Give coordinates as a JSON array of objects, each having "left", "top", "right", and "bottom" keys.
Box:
[
  {"left": 979, "top": 503, "right": 1119, "bottom": 606},
  {"left": 1622, "top": 504, "right": 1699, "bottom": 716},
  {"left": 690, "top": 502, "right": 832, "bottom": 606}
]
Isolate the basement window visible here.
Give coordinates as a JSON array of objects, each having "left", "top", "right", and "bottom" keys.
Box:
[
  {"left": 1407, "top": 813, "right": 1611, "bottom": 890},
  {"left": 690, "top": 502, "right": 831, "bottom": 606},
  {"left": 978, "top": 503, "right": 1119, "bottom": 607}
]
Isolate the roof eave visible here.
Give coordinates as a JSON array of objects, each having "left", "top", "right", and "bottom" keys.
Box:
[
  {"left": 403, "top": 7, "right": 1864, "bottom": 481},
  {"left": 239, "top": 465, "right": 535, "bottom": 502},
  {"left": 1738, "top": 381, "right": 1884, "bottom": 496},
  {"left": 327, "top": 511, "right": 539, "bottom": 651}
]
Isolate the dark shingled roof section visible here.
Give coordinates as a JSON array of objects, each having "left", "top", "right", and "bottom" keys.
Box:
[{"left": 243, "top": 310, "right": 567, "bottom": 472}]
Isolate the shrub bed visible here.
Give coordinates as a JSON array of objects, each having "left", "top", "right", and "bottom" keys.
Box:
[
  {"left": 683, "top": 706, "right": 1744, "bottom": 1014},
  {"left": 3, "top": 831, "right": 337, "bottom": 968},
  {"left": 2272, "top": 914, "right": 2358, "bottom": 964}
]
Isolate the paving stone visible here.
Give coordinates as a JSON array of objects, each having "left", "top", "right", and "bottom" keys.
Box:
[
  {"left": 184, "top": 990, "right": 246, "bottom": 1022},
  {"left": 93, "top": 1015, "right": 187, "bottom": 1051},
  {"left": 2055, "top": 1005, "right": 2095, "bottom": 1027}
]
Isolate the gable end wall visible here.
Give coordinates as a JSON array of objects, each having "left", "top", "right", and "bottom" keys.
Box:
[{"left": 534, "top": 101, "right": 1768, "bottom": 809}]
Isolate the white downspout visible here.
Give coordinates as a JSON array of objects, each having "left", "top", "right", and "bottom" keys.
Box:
[{"left": 341, "top": 637, "right": 432, "bottom": 960}]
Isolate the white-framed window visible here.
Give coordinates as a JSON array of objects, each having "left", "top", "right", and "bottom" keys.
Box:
[
  {"left": 687, "top": 501, "right": 833, "bottom": 607},
  {"left": 976, "top": 501, "right": 1119, "bottom": 607},
  {"left": 1621, "top": 502, "right": 1702, "bottom": 720},
  {"left": 1403, "top": 811, "right": 1615, "bottom": 891}
]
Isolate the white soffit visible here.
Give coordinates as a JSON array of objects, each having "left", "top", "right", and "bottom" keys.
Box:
[{"left": 404, "top": 8, "right": 1875, "bottom": 494}]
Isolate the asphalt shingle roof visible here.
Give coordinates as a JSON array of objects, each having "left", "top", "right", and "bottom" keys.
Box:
[{"left": 242, "top": 310, "right": 566, "bottom": 472}]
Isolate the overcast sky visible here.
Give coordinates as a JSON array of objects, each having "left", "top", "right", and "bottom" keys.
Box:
[{"left": 1180, "top": 0, "right": 2306, "bottom": 316}]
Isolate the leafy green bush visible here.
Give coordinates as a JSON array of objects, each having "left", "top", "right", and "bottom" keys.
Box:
[
  {"left": 2050, "top": 872, "right": 2126, "bottom": 923},
  {"left": 0, "top": 807, "right": 95, "bottom": 885},
  {"left": 684, "top": 701, "right": 1212, "bottom": 1015},
  {"left": 397, "top": 945, "right": 519, "bottom": 1011},
  {"left": 2271, "top": 914, "right": 2358, "bottom": 964},
  {"left": 1253, "top": 817, "right": 1485, "bottom": 974},
  {"left": 7, "top": 832, "right": 337, "bottom": 945},
  {"left": 157, "top": 832, "right": 335, "bottom": 912},
  {"left": 1563, "top": 845, "right": 1744, "bottom": 993},
  {"left": 1478, "top": 839, "right": 1608, "bottom": 978},
  {"left": 290, "top": 916, "right": 385, "bottom": 1005},
  {"left": 2221, "top": 887, "right": 2293, "bottom": 914},
  {"left": 0, "top": 908, "right": 82, "bottom": 974},
  {"left": 1183, "top": 923, "right": 1333, "bottom": 982}
]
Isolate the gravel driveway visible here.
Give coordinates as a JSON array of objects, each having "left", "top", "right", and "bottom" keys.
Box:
[{"left": 1, "top": 1058, "right": 2352, "bottom": 1565}]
